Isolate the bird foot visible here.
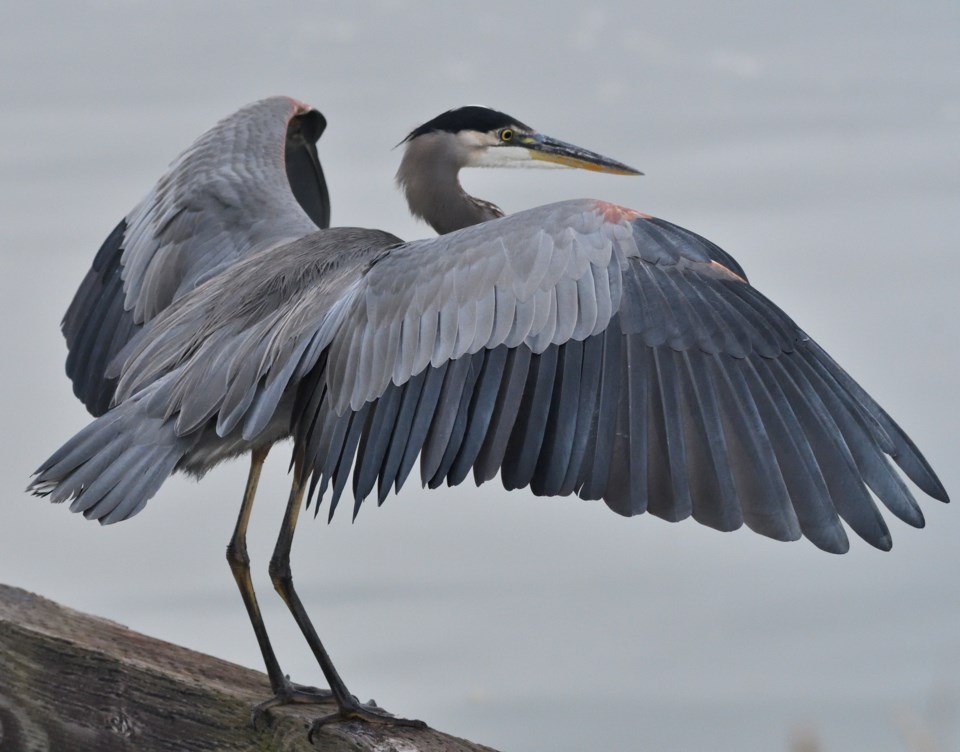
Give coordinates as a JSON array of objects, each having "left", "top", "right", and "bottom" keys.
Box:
[
  {"left": 251, "top": 676, "right": 334, "bottom": 729},
  {"left": 307, "top": 698, "right": 427, "bottom": 742}
]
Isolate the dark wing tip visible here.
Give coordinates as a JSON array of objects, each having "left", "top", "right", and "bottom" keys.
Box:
[
  {"left": 286, "top": 110, "right": 331, "bottom": 230},
  {"left": 916, "top": 460, "right": 950, "bottom": 503},
  {"left": 62, "top": 218, "right": 132, "bottom": 417},
  {"left": 291, "top": 108, "right": 327, "bottom": 144}
]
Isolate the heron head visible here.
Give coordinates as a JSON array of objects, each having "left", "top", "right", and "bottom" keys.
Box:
[{"left": 401, "top": 106, "right": 642, "bottom": 175}]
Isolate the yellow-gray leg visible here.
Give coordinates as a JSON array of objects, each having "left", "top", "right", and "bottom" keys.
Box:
[
  {"left": 225, "top": 446, "right": 332, "bottom": 725},
  {"left": 267, "top": 457, "right": 427, "bottom": 735}
]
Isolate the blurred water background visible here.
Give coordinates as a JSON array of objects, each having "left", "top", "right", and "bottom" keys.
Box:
[{"left": 1, "top": 2, "right": 958, "bottom": 750}]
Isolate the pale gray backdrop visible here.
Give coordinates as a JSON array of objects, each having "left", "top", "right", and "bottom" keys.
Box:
[{"left": 1, "top": 2, "right": 958, "bottom": 750}]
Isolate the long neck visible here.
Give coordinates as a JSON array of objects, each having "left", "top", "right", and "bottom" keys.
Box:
[{"left": 396, "top": 134, "right": 504, "bottom": 235}]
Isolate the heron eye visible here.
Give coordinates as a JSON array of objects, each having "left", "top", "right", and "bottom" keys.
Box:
[{"left": 499, "top": 128, "right": 514, "bottom": 142}]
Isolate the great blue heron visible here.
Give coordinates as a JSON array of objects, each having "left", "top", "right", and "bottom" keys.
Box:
[{"left": 30, "top": 97, "right": 948, "bottom": 734}]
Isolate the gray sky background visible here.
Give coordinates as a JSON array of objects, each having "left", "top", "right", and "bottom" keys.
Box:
[{"left": 1, "top": 2, "right": 958, "bottom": 750}]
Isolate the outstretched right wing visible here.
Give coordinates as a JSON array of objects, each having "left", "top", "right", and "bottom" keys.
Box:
[
  {"left": 63, "top": 96, "right": 331, "bottom": 416},
  {"left": 290, "top": 200, "right": 947, "bottom": 553}
]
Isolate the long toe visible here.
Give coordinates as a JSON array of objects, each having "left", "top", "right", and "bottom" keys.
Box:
[
  {"left": 307, "top": 700, "right": 427, "bottom": 741},
  {"left": 251, "top": 679, "right": 335, "bottom": 729}
]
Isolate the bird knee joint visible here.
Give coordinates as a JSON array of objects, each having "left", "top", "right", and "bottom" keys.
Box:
[
  {"left": 226, "top": 542, "right": 249, "bottom": 568},
  {"left": 268, "top": 556, "right": 292, "bottom": 587}
]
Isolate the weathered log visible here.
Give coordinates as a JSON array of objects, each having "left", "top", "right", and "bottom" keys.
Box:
[{"left": 0, "top": 584, "right": 498, "bottom": 752}]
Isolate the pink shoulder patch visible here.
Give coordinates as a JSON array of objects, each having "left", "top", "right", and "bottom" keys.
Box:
[
  {"left": 593, "top": 201, "right": 651, "bottom": 223},
  {"left": 284, "top": 96, "right": 313, "bottom": 116}
]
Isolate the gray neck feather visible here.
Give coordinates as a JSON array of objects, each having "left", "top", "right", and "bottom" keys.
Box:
[{"left": 396, "top": 132, "right": 504, "bottom": 235}]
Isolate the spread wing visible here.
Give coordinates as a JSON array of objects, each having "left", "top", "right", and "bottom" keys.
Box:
[
  {"left": 63, "top": 96, "right": 331, "bottom": 416},
  {"left": 292, "top": 199, "right": 947, "bottom": 552}
]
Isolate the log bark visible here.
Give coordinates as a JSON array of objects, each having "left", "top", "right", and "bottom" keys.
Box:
[{"left": 0, "top": 584, "right": 498, "bottom": 752}]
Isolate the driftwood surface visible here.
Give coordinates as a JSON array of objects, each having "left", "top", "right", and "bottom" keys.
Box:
[{"left": 0, "top": 584, "right": 498, "bottom": 752}]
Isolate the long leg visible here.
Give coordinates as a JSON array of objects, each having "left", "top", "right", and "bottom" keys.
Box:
[
  {"left": 268, "top": 457, "right": 427, "bottom": 732},
  {"left": 225, "top": 445, "right": 330, "bottom": 723}
]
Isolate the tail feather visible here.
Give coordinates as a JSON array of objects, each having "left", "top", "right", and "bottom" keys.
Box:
[
  {"left": 35, "top": 412, "right": 126, "bottom": 481},
  {"left": 29, "top": 392, "right": 194, "bottom": 524}
]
